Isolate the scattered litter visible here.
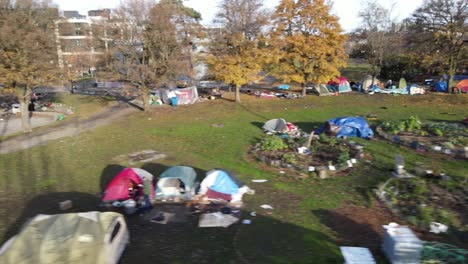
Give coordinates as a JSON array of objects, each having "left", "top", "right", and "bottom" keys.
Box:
[
  {"left": 328, "top": 165, "right": 336, "bottom": 171},
  {"left": 150, "top": 212, "right": 175, "bottom": 225},
  {"left": 242, "top": 219, "right": 252, "bottom": 225},
  {"left": 279, "top": 171, "right": 285, "bottom": 174},
  {"left": 252, "top": 179, "right": 268, "bottom": 183},
  {"left": 199, "top": 212, "right": 239, "bottom": 228},
  {"left": 250, "top": 212, "right": 257, "bottom": 217},
  {"left": 351, "top": 159, "right": 357, "bottom": 164},
  {"left": 59, "top": 200, "right": 72, "bottom": 211},
  {"left": 297, "top": 147, "right": 310, "bottom": 154},
  {"left": 347, "top": 160, "right": 353, "bottom": 168},
  {"left": 308, "top": 166, "right": 315, "bottom": 172},
  {"left": 430, "top": 222, "right": 448, "bottom": 234},
  {"left": 260, "top": 204, "right": 274, "bottom": 210}
]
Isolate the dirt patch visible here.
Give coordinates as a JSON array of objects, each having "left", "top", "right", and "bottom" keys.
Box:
[
  {"left": 318, "top": 200, "right": 468, "bottom": 256},
  {"left": 114, "top": 150, "right": 167, "bottom": 165}
]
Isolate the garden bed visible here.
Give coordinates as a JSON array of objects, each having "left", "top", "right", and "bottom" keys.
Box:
[
  {"left": 376, "top": 175, "right": 468, "bottom": 235},
  {"left": 377, "top": 116, "right": 468, "bottom": 158},
  {"left": 249, "top": 133, "right": 365, "bottom": 179}
]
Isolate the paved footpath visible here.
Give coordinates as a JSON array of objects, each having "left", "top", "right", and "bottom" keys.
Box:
[{"left": 0, "top": 103, "right": 138, "bottom": 154}]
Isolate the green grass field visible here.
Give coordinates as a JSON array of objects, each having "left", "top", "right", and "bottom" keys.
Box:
[{"left": 0, "top": 92, "right": 466, "bottom": 263}]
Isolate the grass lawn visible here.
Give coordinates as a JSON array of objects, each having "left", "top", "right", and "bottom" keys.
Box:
[{"left": 0, "top": 92, "right": 466, "bottom": 263}]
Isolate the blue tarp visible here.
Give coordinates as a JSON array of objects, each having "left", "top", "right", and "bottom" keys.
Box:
[
  {"left": 210, "top": 170, "right": 239, "bottom": 195},
  {"left": 276, "top": 84, "right": 290, "bottom": 90},
  {"left": 315, "top": 117, "right": 374, "bottom": 138},
  {"left": 435, "top": 81, "right": 447, "bottom": 92}
]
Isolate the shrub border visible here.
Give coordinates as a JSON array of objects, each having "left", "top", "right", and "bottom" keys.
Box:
[{"left": 375, "top": 127, "right": 468, "bottom": 159}]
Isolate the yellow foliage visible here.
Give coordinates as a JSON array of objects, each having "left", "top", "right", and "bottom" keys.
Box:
[{"left": 268, "top": 0, "right": 348, "bottom": 93}]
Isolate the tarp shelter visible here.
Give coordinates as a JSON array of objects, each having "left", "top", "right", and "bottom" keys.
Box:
[
  {"left": 0, "top": 212, "right": 129, "bottom": 264},
  {"left": 153, "top": 86, "right": 199, "bottom": 105},
  {"left": 102, "top": 168, "right": 155, "bottom": 202},
  {"left": 276, "top": 84, "right": 290, "bottom": 90},
  {"left": 307, "top": 84, "right": 333, "bottom": 96},
  {"left": 263, "top": 118, "right": 298, "bottom": 134},
  {"left": 361, "top": 76, "right": 381, "bottom": 91},
  {"left": 456, "top": 79, "right": 468, "bottom": 93},
  {"left": 435, "top": 81, "right": 448, "bottom": 92},
  {"left": 315, "top": 117, "right": 374, "bottom": 139},
  {"left": 199, "top": 169, "right": 249, "bottom": 202},
  {"left": 155, "top": 166, "right": 198, "bottom": 200}
]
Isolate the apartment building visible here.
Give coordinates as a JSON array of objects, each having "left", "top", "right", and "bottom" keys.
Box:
[{"left": 55, "top": 9, "right": 113, "bottom": 74}]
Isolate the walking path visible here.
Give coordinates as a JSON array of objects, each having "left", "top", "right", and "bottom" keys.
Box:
[{"left": 0, "top": 103, "right": 138, "bottom": 154}]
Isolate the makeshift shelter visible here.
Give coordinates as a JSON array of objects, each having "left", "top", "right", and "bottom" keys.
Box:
[
  {"left": 102, "top": 168, "right": 154, "bottom": 203},
  {"left": 153, "top": 86, "right": 199, "bottom": 105},
  {"left": 155, "top": 166, "right": 198, "bottom": 200},
  {"left": 263, "top": 118, "right": 298, "bottom": 134},
  {"left": 456, "top": 79, "right": 468, "bottom": 93},
  {"left": 361, "top": 76, "right": 381, "bottom": 91},
  {"left": 0, "top": 212, "right": 129, "bottom": 264},
  {"left": 435, "top": 81, "right": 448, "bottom": 92},
  {"left": 199, "top": 169, "right": 250, "bottom": 202},
  {"left": 307, "top": 84, "right": 333, "bottom": 96},
  {"left": 315, "top": 116, "right": 374, "bottom": 139},
  {"left": 398, "top": 78, "right": 407, "bottom": 89}
]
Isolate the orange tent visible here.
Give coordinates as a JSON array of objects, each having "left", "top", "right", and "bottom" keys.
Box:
[{"left": 456, "top": 79, "right": 468, "bottom": 92}]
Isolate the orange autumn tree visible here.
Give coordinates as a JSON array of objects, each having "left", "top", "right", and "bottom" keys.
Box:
[
  {"left": 206, "top": 0, "right": 269, "bottom": 103},
  {"left": 268, "top": 0, "right": 347, "bottom": 96}
]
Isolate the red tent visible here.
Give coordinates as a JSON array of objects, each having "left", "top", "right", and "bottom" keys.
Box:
[{"left": 102, "top": 168, "right": 143, "bottom": 202}]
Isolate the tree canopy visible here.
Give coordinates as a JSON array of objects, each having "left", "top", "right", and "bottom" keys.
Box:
[
  {"left": 268, "top": 0, "right": 347, "bottom": 96},
  {"left": 0, "top": 0, "right": 59, "bottom": 132},
  {"left": 412, "top": 0, "right": 467, "bottom": 88}
]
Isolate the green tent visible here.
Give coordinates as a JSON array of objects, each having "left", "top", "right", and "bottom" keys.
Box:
[
  {"left": 155, "top": 166, "right": 198, "bottom": 200},
  {"left": 0, "top": 212, "right": 129, "bottom": 264}
]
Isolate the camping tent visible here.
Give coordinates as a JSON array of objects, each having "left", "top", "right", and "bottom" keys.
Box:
[
  {"left": 315, "top": 116, "right": 374, "bottom": 139},
  {"left": 155, "top": 166, "right": 198, "bottom": 200},
  {"left": 263, "top": 118, "right": 298, "bottom": 134},
  {"left": 456, "top": 79, "right": 468, "bottom": 93},
  {"left": 102, "top": 168, "right": 154, "bottom": 202},
  {"left": 361, "top": 76, "right": 381, "bottom": 91},
  {"left": 199, "top": 169, "right": 250, "bottom": 202},
  {"left": 327, "top": 77, "right": 352, "bottom": 93},
  {"left": 0, "top": 212, "right": 129, "bottom": 264},
  {"left": 307, "top": 84, "right": 333, "bottom": 96}
]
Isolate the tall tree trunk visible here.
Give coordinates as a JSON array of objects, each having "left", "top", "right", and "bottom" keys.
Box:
[
  {"left": 19, "top": 98, "right": 32, "bottom": 133},
  {"left": 235, "top": 84, "right": 241, "bottom": 103},
  {"left": 302, "top": 83, "right": 306, "bottom": 97},
  {"left": 142, "top": 87, "right": 149, "bottom": 111},
  {"left": 447, "top": 54, "right": 456, "bottom": 91}
]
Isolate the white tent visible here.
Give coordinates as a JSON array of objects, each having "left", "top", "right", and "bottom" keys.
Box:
[{"left": 0, "top": 212, "right": 129, "bottom": 264}]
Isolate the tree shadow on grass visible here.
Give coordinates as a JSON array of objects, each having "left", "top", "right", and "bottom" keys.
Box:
[
  {"left": 312, "top": 208, "right": 390, "bottom": 262},
  {"left": 1, "top": 192, "right": 103, "bottom": 244},
  {"left": 2, "top": 192, "right": 343, "bottom": 263}
]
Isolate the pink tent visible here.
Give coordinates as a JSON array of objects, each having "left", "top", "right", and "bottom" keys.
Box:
[{"left": 102, "top": 168, "right": 143, "bottom": 202}]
